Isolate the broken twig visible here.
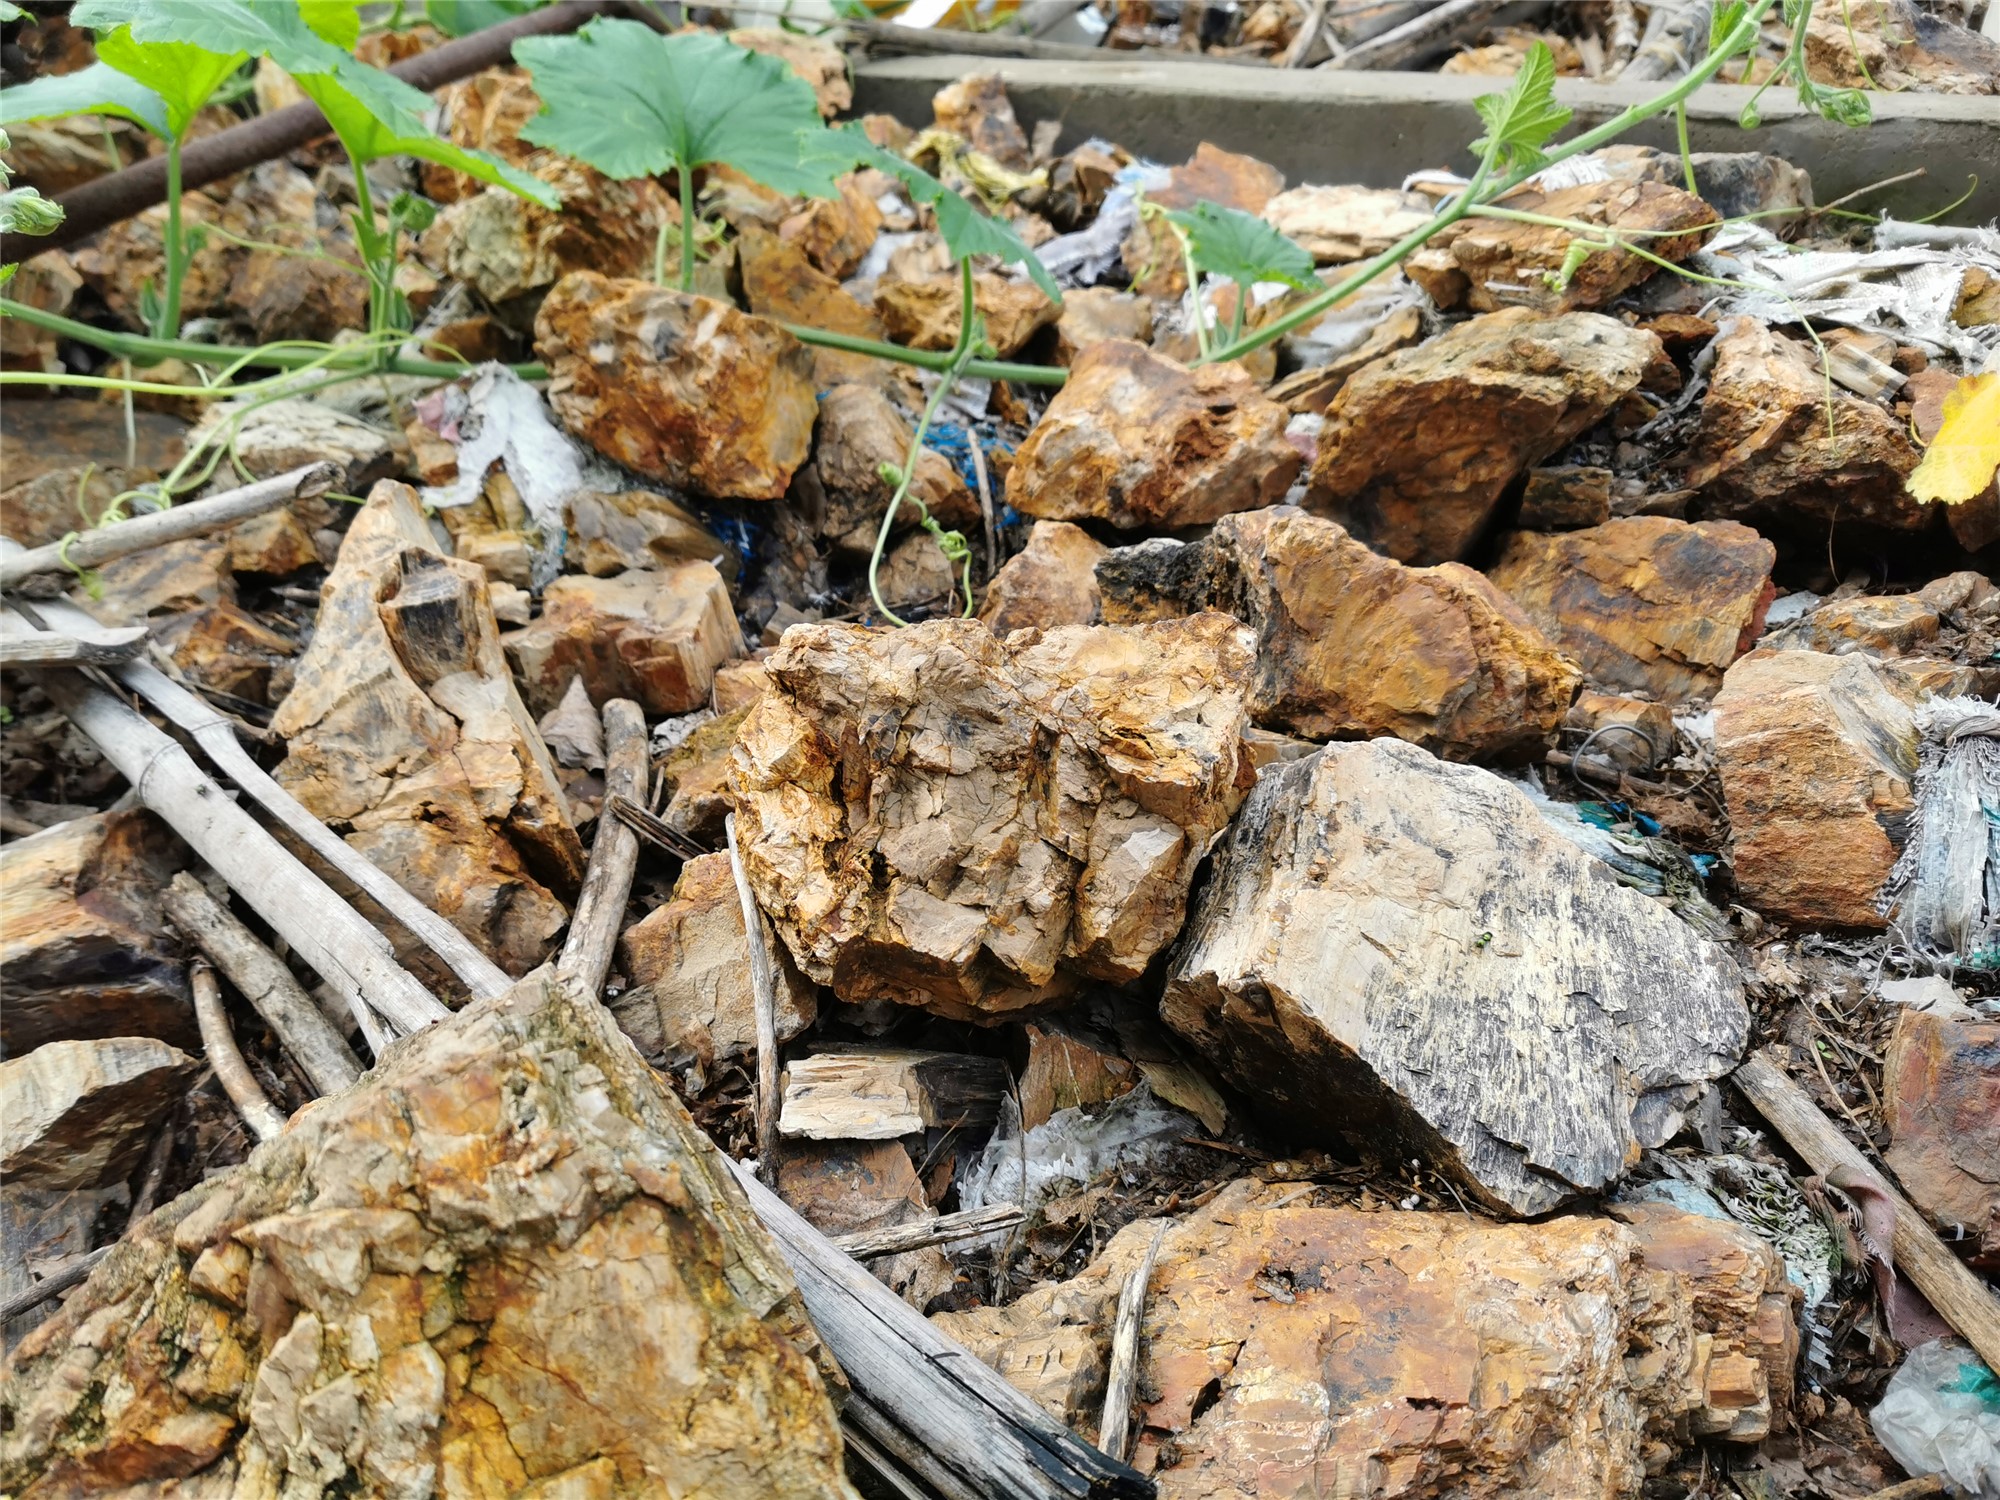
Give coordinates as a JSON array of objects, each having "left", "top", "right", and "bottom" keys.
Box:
[
  {"left": 1099, "top": 1222, "right": 1169, "bottom": 1463},
  {"left": 192, "top": 961, "right": 288, "bottom": 1143},
  {"left": 831, "top": 1204, "right": 1025, "bottom": 1260},
  {"left": 0, "top": 616, "right": 146, "bottom": 666},
  {"left": 555, "top": 699, "right": 647, "bottom": 1001},
  {"left": 0, "top": 1247, "right": 111, "bottom": 1324},
  {"left": 725, "top": 810, "right": 783, "bottom": 1186},
  {"left": 1326, "top": 0, "right": 1514, "bottom": 69}
]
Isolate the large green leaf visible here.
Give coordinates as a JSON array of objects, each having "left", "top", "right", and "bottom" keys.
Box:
[
  {"left": 300, "top": 0, "right": 362, "bottom": 48},
  {"left": 805, "top": 124, "right": 1060, "bottom": 302},
  {"left": 294, "top": 70, "right": 558, "bottom": 206},
  {"left": 1469, "top": 40, "right": 1573, "bottom": 175},
  {"left": 94, "top": 30, "right": 244, "bottom": 138},
  {"left": 1161, "top": 200, "right": 1317, "bottom": 296},
  {"left": 426, "top": 0, "right": 544, "bottom": 37},
  {"left": 0, "top": 59, "right": 170, "bottom": 137},
  {"left": 515, "top": 20, "right": 837, "bottom": 197}
]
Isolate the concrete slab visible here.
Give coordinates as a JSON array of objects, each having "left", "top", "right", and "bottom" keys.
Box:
[{"left": 854, "top": 56, "right": 2000, "bottom": 224}]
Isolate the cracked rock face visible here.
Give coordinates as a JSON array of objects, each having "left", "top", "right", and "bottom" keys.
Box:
[
  {"left": 273, "top": 482, "right": 583, "bottom": 978},
  {"left": 729, "top": 615, "right": 1255, "bottom": 1019},
  {"left": 1164, "top": 739, "right": 1749, "bottom": 1215},
  {"left": 0, "top": 974, "right": 855, "bottom": 1500}
]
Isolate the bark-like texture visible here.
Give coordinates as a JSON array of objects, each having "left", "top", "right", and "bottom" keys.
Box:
[
  {"left": 0, "top": 974, "right": 856, "bottom": 1500},
  {"left": 1884, "top": 1004, "right": 2000, "bottom": 1270},
  {"left": 1164, "top": 739, "right": 1748, "bottom": 1214},
  {"left": 729, "top": 616, "right": 1255, "bottom": 1019}
]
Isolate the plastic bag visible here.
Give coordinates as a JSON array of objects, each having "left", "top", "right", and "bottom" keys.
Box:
[{"left": 1871, "top": 1338, "right": 2000, "bottom": 1498}]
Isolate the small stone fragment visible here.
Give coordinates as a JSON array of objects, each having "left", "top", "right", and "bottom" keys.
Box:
[
  {"left": 503, "top": 563, "right": 742, "bottom": 719},
  {"left": 1783, "top": 593, "right": 1942, "bottom": 657},
  {"left": 1518, "top": 465, "right": 1615, "bottom": 530},
  {"left": 1567, "top": 691, "right": 1677, "bottom": 771},
  {"left": 777, "top": 1141, "right": 955, "bottom": 1311},
  {"left": 537, "top": 272, "right": 818, "bottom": 501},
  {"left": 779, "top": 175, "right": 885, "bottom": 281},
  {"left": 730, "top": 615, "right": 1254, "bottom": 1019},
  {"left": 932, "top": 72, "right": 1033, "bottom": 168},
  {"left": 1308, "top": 308, "right": 1666, "bottom": 565},
  {"left": 807, "top": 384, "right": 976, "bottom": 559},
  {"left": 1165, "top": 738, "right": 1749, "bottom": 1214},
  {"left": 874, "top": 272, "right": 1058, "bottom": 357},
  {"left": 79, "top": 536, "right": 234, "bottom": 624},
  {"left": 875, "top": 530, "right": 959, "bottom": 611},
  {"left": 1712, "top": 649, "right": 1920, "bottom": 929},
  {"left": 656, "top": 706, "right": 749, "bottom": 842},
  {"left": 1, "top": 1037, "right": 198, "bottom": 1192},
  {"left": 739, "top": 227, "right": 893, "bottom": 389},
  {"left": 1017, "top": 1025, "right": 1138, "bottom": 1132},
  {"left": 151, "top": 603, "right": 300, "bottom": 707},
  {"left": 1488, "top": 517, "right": 1776, "bottom": 700},
  {"left": 422, "top": 159, "right": 672, "bottom": 304},
  {"left": 1261, "top": 183, "right": 1433, "bottom": 263},
  {"left": 1008, "top": 340, "right": 1300, "bottom": 530},
  {"left": 980, "top": 521, "right": 1106, "bottom": 634},
  {"left": 562, "top": 488, "right": 736, "bottom": 584},
  {"left": 1882, "top": 1004, "right": 1999, "bottom": 1269},
  {"left": 1052, "top": 286, "right": 1154, "bottom": 366}
]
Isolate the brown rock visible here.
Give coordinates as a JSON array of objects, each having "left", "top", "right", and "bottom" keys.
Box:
[
  {"left": 1017, "top": 1025, "right": 1138, "bottom": 1132},
  {"left": 76, "top": 536, "right": 232, "bottom": 624},
  {"left": 780, "top": 174, "right": 885, "bottom": 281},
  {"left": 1052, "top": 286, "right": 1154, "bottom": 366},
  {"left": 1567, "top": 691, "right": 1677, "bottom": 770},
  {"left": 151, "top": 604, "right": 299, "bottom": 707},
  {"left": 739, "top": 227, "right": 892, "bottom": 388},
  {"left": 1, "top": 115, "right": 141, "bottom": 196},
  {"left": 875, "top": 272, "right": 1058, "bottom": 357},
  {"left": 563, "top": 488, "right": 736, "bottom": 585},
  {"left": 1008, "top": 340, "right": 1301, "bottom": 531},
  {"left": 436, "top": 473, "right": 535, "bottom": 589},
  {"left": 980, "top": 521, "right": 1106, "bottom": 634},
  {"left": 422, "top": 158, "right": 673, "bottom": 304},
  {"left": 1308, "top": 308, "right": 1666, "bottom": 565},
  {"left": 1682, "top": 317, "right": 1929, "bottom": 533},
  {"left": 777, "top": 1140, "right": 956, "bottom": 1311},
  {"left": 69, "top": 191, "right": 237, "bottom": 331},
  {"left": 1787, "top": 593, "right": 1941, "bottom": 657},
  {"left": 1407, "top": 178, "right": 1718, "bottom": 313},
  {"left": 0, "top": 973, "right": 851, "bottom": 1498},
  {"left": 420, "top": 67, "right": 540, "bottom": 202},
  {"left": 1261, "top": 184, "right": 1433, "bottom": 263},
  {"left": 936, "top": 1182, "right": 1795, "bottom": 1491},
  {"left": 1805, "top": 0, "right": 2000, "bottom": 93},
  {"left": 273, "top": 482, "right": 583, "bottom": 976},
  {"left": 1, "top": 462, "right": 145, "bottom": 548},
  {"left": 0, "top": 811, "right": 191, "bottom": 1053},
  {"left": 1958, "top": 266, "right": 2000, "bottom": 327},
  {"left": 931, "top": 72, "right": 1032, "bottom": 168},
  {"left": 656, "top": 706, "right": 750, "bottom": 843},
  {"left": 809, "top": 384, "right": 977, "bottom": 558},
  {"left": 1519, "top": 465, "right": 1616, "bottom": 530},
  {"left": 1266, "top": 303, "right": 1425, "bottom": 417},
  {"left": 611, "top": 852, "right": 816, "bottom": 1090},
  {"left": 503, "top": 564, "right": 742, "bottom": 719},
  {"left": 1488, "top": 517, "right": 1776, "bottom": 700},
  {"left": 712, "top": 658, "right": 770, "bottom": 716},
  {"left": 1, "top": 1037, "right": 198, "bottom": 1192},
  {"left": 1883, "top": 1005, "right": 2000, "bottom": 1269},
  {"left": 0, "top": 401, "right": 184, "bottom": 501},
  {"left": 537, "top": 272, "right": 817, "bottom": 501},
  {"left": 1124, "top": 143, "right": 1285, "bottom": 299},
  {"left": 728, "top": 27, "right": 852, "bottom": 116},
  {"left": 1166, "top": 739, "right": 1748, "bottom": 1214},
  {"left": 1045, "top": 142, "right": 1125, "bottom": 232},
  {"left": 875, "top": 530, "right": 959, "bottom": 611},
  {"left": 1100, "top": 507, "right": 1581, "bottom": 761},
  {"left": 729, "top": 615, "right": 1254, "bottom": 1019},
  {"left": 1712, "top": 649, "right": 1920, "bottom": 928},
  {"left": 0, "top": 251, "right": 81, "bottom": 377}
]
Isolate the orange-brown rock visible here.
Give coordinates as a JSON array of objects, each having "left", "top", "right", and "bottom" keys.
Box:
[
  {"left": 503, "top": 563, "right": 742, "bottom": 719},
  {"left": 1100, "top": 507, "right": 1580, "bottom": 761},
  {"left": 777, "top": 1141, "right": 955, "bottom": 1311},
  {"left": 1406, "top": 178, "right": 1718, "bottom": 313},
  {"left": 79, "top": 535, "right": 234, "bottom": 623},
  {"left": 874, "top": 272, "right": 1058, "bottom": 357},
  {"left": 563, "top": 487, "right": 736, "bottom": 583},
  {"left": 1567, "top": 691, "right": 1677, "bottom": 770},
  {"left": 980, "top": 521, "right": 1107, "bottom": 634},
  {"left": 1308, "top": 308, "right": 1665, "bottom": 565},
  {"left": 729, "top": 26, "right": 853, "bottom": 116},
  {"left": 712, "top": 658, "right": 770, "bottom": 716},
  {"left": 1883, "top": 1004, "right": 2000, "bottom": 1269},
  {"left": 1166, "top": 739, "right": 1747, "bottom": 1213},
  {"left": 739, "top": 227, "right": 891, "bottom": 388},
  {"left": 151, "top": 603, "right": 299, "bottom": 707},
  {"left": 1124, "top": 143, "right": 1285, "bottom": 298},
  {"left": 420, "top": 68, "right": 540, "bottom": 202},
  {"left": 1017, "top": 1025, "right": 1138, "bottom": 1131},
  {"left": 807, "top": 384, "right": 977, "bottom": 558},
  {"left": 656, "top": 706, "right": 750, "bottom": 844},
  {"left": 780, "top": 174, "right": 885, "bottom": 281},
  {"left": 1712, "top": 649, "right": 1920, "bottom": 928},
  {"left": 273, "top": 482, "right": 583, "bottom": 976},
  {"left": 1, "top": 1036, "right": 197, "bottom": 1192},
  {"left": 875, "top": 531, "right": 958, "bottom": 611},
  {"left": 931, "top": 72, "right": 1032, "bottom": 168},
  {"left": 422, "top": 157, "right": 672, "bottom": 304},
  {"left": 936, "top": 1181, "right": 1796, "bottom": 1494},
  {"left": 1782, "top": 593, "right": 1942, "bottom": 657},
  {"left": 0, "top": 973, "right": 852, "bottom": 1498},
  {"left": 729, "top": 615, "right": 1254, "bottom": 1019},
  {"left": 537, "top": 272, "right": 817, "bottom": 501},
  {"left": 611, "top": 852, "right": 816, "bottom": 1092},
  {"left": 1008, "top": 340, "right": 1301, "bottom": 531},
  {"left": 1488, "top": 517, "right": 1776, "bottom": 700},
  {"left": 67, "top": 190, "right": 237, "bottom": 330},
  {"left": 1, "top": 115, "right": 142, "bottom": 196},
  {"left": 0, "top": 460, "right": 141, "bottom": 547},
  {"left": 1051, "top": 286, "right": 1154, "bottom": 366},
  {"left": 1262, "top": 183, "right": 1433, "bottom": 264},
  {"left": 1682, "top": 317, "right": 1929, "bottom": 534},
  {"left": 0, "top": 812, "right": 191, "bottom": 1055},
  {"left": 0, "top": 250, "right": 81, "bottom": 377}
]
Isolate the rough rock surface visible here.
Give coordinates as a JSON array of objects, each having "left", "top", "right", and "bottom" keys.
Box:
[
  {"left": 1, "top": 1037, "right": 198, "bottom": 1192},
  {"left": 1008, "top": 340, "right": 1301, "bottom": 530},
  {"left": 729, "top": 27, "right": 852, "bottom": 116},
  {"left": 931, "top": 72, "right": 1032, "bottom": 168},
  {"left": 779, "top": 175, "right": 884, "bottom": 281},
  {"left": 1261, "top": 184, "right": 1433, "bottom": 263},
  {"left": 1099, "top": 508, "right": 1580, "bottom": 762},
  {"left": 273, "top": 483, "right": 583, "bottom": 977},
  {"left": 730, "top": 615, "right": 1255, "bottom": 1019},
  {"left": 1308, "top": 309, "right": 1665, "bottom": 565},
  {"left": 1682, "top": 317, "right": 1928, "bottom": 534},
  {"left": 806, "top": 384, "right": 976, "bottom": 558},
  {"left": 537, "top": 272, "right": 817, "bottom": 501},
  {"left": 1712, "top": 649, "right": 1919, "bottom": 929},
  {"left": 1052, "top": 287, "right": 1154, "bottom": 366},
  {"left": 1406, "top": 178, "right": 1717, "bottom": 313},
  {"left": 611, "top": 852, "right": 817, "bottom": 1092},
  {"left": 1488, "top": 517, "right": 1776, "bottom": 700},
  {"left": 936, "top": 1181, "right": 1796, "bottom": 1497},
  {"left": 153, "top": 603, "right": 301, "bottom": 707},
  {"left": 0, "top": 811, "right": 191, "bottom": 1054},
  {"left": 777, "top": 1141, "right": 954, "bottom": 1311},
  {"left": 874, "top": 272, "right": 1058, "bottom": 357},
  {"left": 0, "top": 973, "right": 853, "bottom": 1499},
  {"left": 1568, "top": 691, "right": 1678, "bottom": 770},
  {"left": 979, "top": 521, "right": 1107, "bottom": 634},
  {"left": 563, "top": 488, "right": 735, "bottom": 583},
  {"left": 739, "top": 228, "right": 890, "bottom": 389},
  {"left": 1883, "top": 1004, "right": 2000, "bottom": 1269},
  {"left": 503, "top": 563, "right": 742, "bottom": 718},
  {"left": 422, "top": 158, "right": 671, "bottom": 305},
  {"left": 1164, "top": 739, "right": 1749, "bottom": 1214}
]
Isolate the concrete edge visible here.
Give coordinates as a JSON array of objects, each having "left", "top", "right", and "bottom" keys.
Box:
[{"left": 852, "top": 56, "right": 2000, "bottom": 224}]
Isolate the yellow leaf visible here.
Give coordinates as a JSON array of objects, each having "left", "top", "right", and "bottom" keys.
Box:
[{"left": 1908, "top": 371, "right": 2000, "bottom": 504}]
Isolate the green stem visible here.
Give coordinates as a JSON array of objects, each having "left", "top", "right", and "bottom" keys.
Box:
[
  {"left": 347, "top": 156, "right": 388, "bottom": 341},
  {"left": 779, "top": 322, "right": 1067, "bottom": 385},
  {"left": 1675, "top": 102, "right": 1697, "bottom": 195},
  {"left": 158, "top": 136, "right": 184, "bottom": 341},
  {"left": 678, "top": 166, "right": 696, "bottom": 295},
  {"left": 1169, "top": 220, "right": 1211, "bottom": 360}
]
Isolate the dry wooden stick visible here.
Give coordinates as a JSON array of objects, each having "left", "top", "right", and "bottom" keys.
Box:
[
  {"left": 0, "top": 1247, "right": 112, "bottom": 1323},
  {"left": 1326, "top": 0, "right": 1512, "bottom": 68},
  {"left": 1099, "top": 1223, "right": 1169, "bottom": 1463},
  {"left": 0, "top": 617, "right": 146, "bottom": 666},
  {"left": 837, "top": 1413, "right": 941, "bottom": 1500},
  {"left": 725, "top": 811, "right": 783, "bottom": 1187},
  {"left": 0, "top": 463, "right": 338, "bottom": 590},
  {"left": 192, "top": 962, "right": 288, "bottom": 1142},
  {"left": 25, "top": 595, "right": 510, "bottom": 1001},
  {"left": 555, "top": 699, "right": 647, "bottom": 1001},
  {"left": 844, "top": 1393, "right": 985, "bottom": 1500},
  {"left": 1735, "top": 1049, "right": 2000, "bottom": 1375},
  {"left": 164, "top": 873, "right": 363, "bottom": 1097},
  {"left": 832, "top": 1204, "right": 1025, "bottom": 1260},
  {"left": 1282, "top": 0, "right": 1331, "bottom": 65}
]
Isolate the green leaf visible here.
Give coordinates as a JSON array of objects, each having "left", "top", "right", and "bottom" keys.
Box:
[
  {"left": 1469, "top": 40, "right": 1574, "bottom": 175},
  {"left": 300, "top": 0, "right": 362, "bottom": 48},
  {"left": 425, "top": 0, "right": 543, "bottom": 37},
  {"left": 292, "top": 69, "right": 558, "bottom": 206},
  {"left": 1709, "top": 0, "right": 1749, "bottom": 53},
  {"left": 71, "top": 0, "right": 353, "bottom": 75},
  {"left": 0, "top": 2, "right": 23, "bottom": 20},
  {"left": 0, "top": 183, "right": 65, "bottom": 236},
  {"left": 1161, "top": 200, "right": 1317, "bottom": 296},
  {"left": 0, "top": 58, "right": 170, "bottom": 137},
  {"left": 94, "top": 30, "right": 244, "bottom": 138},
  {"left": 805, "top": 123, "right": 1060, "bottom": 303},
  {"left": 515, "top": 20, "right": 836, "bottom": 197}
]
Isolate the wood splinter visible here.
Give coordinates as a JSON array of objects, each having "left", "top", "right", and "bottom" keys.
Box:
[{"left": 192, "top": 961, "right": 288, "bottom": 1143}]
